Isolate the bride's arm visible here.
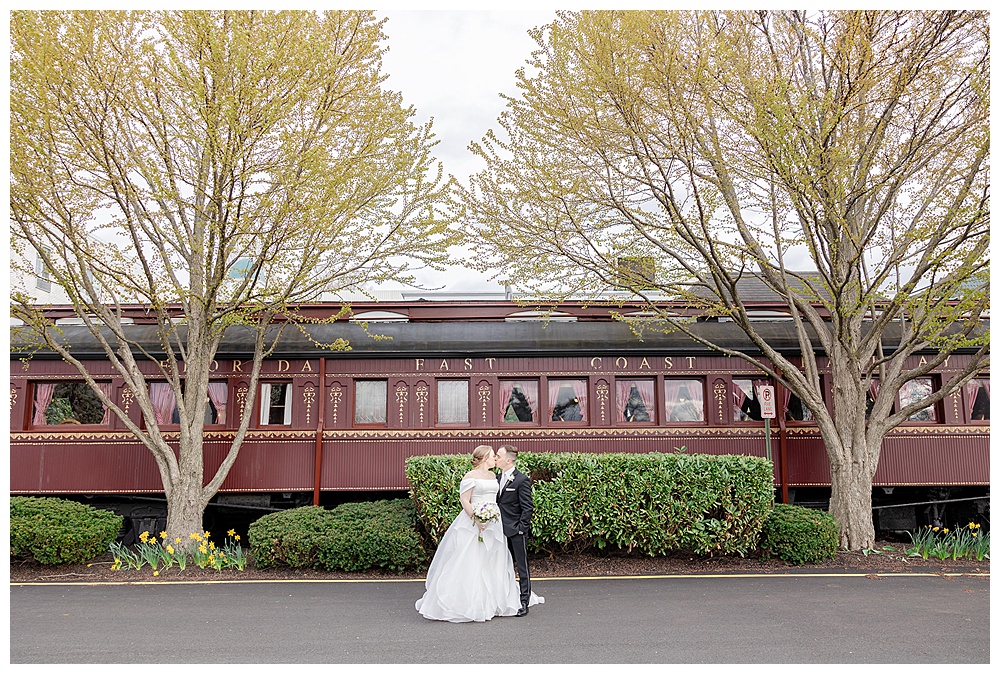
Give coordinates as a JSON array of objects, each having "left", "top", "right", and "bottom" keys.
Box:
[{"left": 459, "top": 486, "right": 476, "bottom": 519}]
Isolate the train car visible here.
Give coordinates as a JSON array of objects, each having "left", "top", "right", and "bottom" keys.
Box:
[{"left": 9, "top": 298, "right": 990, "bottom": 538}]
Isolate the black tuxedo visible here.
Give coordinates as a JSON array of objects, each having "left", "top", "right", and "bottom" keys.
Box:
[{"left": 497, "top": 468, "right": 533, "bottom": 607}]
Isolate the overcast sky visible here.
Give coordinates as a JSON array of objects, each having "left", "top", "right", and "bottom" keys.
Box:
[{"left": 376, "top": 9, "right": 557, "bottom": 293}]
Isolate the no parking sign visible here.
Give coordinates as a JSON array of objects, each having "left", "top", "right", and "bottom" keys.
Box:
[{"left": 758, "top": 385, "right": 776, "bottom": 419}]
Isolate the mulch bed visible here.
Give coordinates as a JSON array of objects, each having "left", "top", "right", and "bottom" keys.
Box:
[{"left": 8, "top": 545, "right": 989, "bottom": 583}]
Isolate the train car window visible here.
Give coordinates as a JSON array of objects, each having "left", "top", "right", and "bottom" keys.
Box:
[
  {"left": 964, "top": 379, "right": 990, "bottom": 421},
  {"left": 899, "top": 378, "right": 937, "bottom": 422},
  {"left": 355, "top": 380, "right": 387, "bottom": 424},
  {"left": 864, "top": 379, "right": 880, "bottom": 419},
  {"left": 260, "top": 382, "right": 293, "bottom": 425},
  {"left": 32, "top": 381, "right": 109, "bottom": 426},
  {"left": 149, "top": 381, "right": 227, "bottom": 425},
  {"left": 732, "top": 379, "right": 769, "bottom": 422},
  {"left": 549, "top": 380, "right": 587, "bottom": 423},
  {"left": 785, "top": 392, "right": 814, "bottom": 422},
  {"left": 437, "top": 380, "right": 469, "bottom": 424},
  {"left": 500, "top": 380, "right": 538, "bottom": 423},
  {"left": 616, "top": 379, "right": 654, "bottom": 423},
  {"left": 664, "top": 379, "right": 704, "bottom": 422}
]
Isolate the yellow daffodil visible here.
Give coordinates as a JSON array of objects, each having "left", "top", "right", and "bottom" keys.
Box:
[
  {"left": 166, "top": 545, "right": 174, "bottom": 555},
  {"left": 228, "top": 529, "right": 236, "bottom": 537},
  {"left": 175, "top": 537, "right": 182, "bottom": 544},
  {"left": 203, "top": 530, "right": 210, "bottom": 538},
  {"left": 160, "top": 531, "right": 167, "bottom": 539},
  {"left": 234, "top": 535, "right": 241, "bottom": 542},
  {"left": 153, "top": 571, "right": 159, "bottom": 576},
  {"left": 943, "top": 528, "right": 949, "bottom": 534}
]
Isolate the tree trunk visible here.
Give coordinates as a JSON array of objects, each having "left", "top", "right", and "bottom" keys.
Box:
[
  {"left": 828, "top": 456, "right": 877, "bottom": 550},
  {"left": 164, "top": 477, "right": 208, "bottom": 551}
]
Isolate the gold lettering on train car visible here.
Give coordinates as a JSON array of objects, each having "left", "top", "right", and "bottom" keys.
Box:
[
  {"left": 664, "top": 356, "right": 673, "bottom": 369},
  {"left": 616, "top": 357, "right": 628, "bottom": 369},
  {"left": 591, "top": 357, "right": 603, "bottom": 369},
  {"left": 209, "top": 360, "right": 219, "bottom": 372},
  {"left": 942, "top": 355, "right": 951, "bottom": 368},
  {"left": 687, "top": 356, "right": 696, "bottom": 369},
  {"left": 439, "top": 360, "right": 450, "bottom": 371},
  {"left": 415, "top": 358, "right": 425, "bottom": 371},
  {"left": 232, "top": 360, "right": 243, "bottom": 372},
  {"left": 277, "top": 360, "right": 290, "bottom": 372},
  {"left": 464, "top": 358, "right": 473, "bottom": 371},
  {"left": 301, "top": 361, "right": 312, "bottom": 372},
  {"left": 485, "top": 358, "right": 497, "bottom": 370},
  {"left": 919, "top": 356, "right": 927, "bottom": 366}
]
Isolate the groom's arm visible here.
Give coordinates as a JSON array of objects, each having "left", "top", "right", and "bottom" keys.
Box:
[{"left": 516, "top": 475, "right": 533, "bottom": 534}]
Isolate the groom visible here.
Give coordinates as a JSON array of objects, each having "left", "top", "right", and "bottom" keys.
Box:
[{"left": 495, "top": 444, "right": 533, "bottom": 616}]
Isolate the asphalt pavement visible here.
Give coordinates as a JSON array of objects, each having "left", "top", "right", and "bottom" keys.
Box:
[{"left": 9, "top": 572, "right": 989, "bottom": 664}]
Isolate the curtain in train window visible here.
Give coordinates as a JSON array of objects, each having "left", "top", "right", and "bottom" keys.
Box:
[
  {"left": 899, "top": 378, "right": 937, "bottom": 422},
  {"left": 261, "top": 382, "right": 293, "bottom": 425},
  {"left": 437, "top": 380, "right": 469, "bottom": 424},
  {"left": 616, "top": 379, "right": 654, "bottom": 423},
  {"left": 150, "top": 382, "right": 227, "bottom": 425},
  {"left": 964, "top": 379, "right": 990, "bottom": 421},
  {"left": 549, "top": 380, "right": 587, "bottom": 422},
  {"left": 499, "top": 380, "right": 538, "bottom": 422},
  {"left": 32, "top": 381, "right": 110, "bottom": 425},
  {"left": 354, "top": 380, "right": 387, "bottom": 424},
  {"left": 732, "top": 379, "right": 769, "bottom": 421},
  {"left": 663, "top": 379, "right": 704, "bottom": 422}
]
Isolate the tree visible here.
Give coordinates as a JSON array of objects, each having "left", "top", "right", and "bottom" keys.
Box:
[
  {"left": 10, "top": 10, "right": 458, "bottom": 547},
  {"left": 463, "top": 10, "right": 989, "bottom": 549}
]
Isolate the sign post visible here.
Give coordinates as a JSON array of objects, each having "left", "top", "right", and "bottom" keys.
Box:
[{"left": 758, "top": 385, "right": 776, "bottom": 463}]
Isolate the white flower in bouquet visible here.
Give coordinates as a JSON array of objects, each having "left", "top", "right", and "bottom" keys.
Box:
[{"left": 472, "top": 502, "right": 500, "bottom": 542}]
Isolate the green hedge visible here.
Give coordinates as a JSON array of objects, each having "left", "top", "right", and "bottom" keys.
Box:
[
  {"left": 10, "top": 496, "right": 124, "bottom": 565},
  {"left": 406, "top": 451, "right": 774, "bottom": 557},
  {"left": 759, "top": 503, "right": 838, "bottom": 565},
  {"left": 248, "top": 499, "right": 426, "bottom": 573}
]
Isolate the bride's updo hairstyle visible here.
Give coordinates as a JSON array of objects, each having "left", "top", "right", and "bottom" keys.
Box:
[{"left": 471, "top": 445, "right": 493, "bottom": 467}]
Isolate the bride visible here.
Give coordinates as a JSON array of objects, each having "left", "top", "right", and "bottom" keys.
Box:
[{"left": 416, "top": 445, "right": 544, "bottom": 622}]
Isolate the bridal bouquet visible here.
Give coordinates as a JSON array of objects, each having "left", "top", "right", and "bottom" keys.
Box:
[{"left": 472, "top": 502, "right": 500, "bottom": 542}]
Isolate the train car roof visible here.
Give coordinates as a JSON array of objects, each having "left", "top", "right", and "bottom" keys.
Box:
[{"left": 10, "top": 317, "right": 987, "bottom": 360}]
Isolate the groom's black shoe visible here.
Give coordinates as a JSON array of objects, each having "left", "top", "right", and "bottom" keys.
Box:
[{"left": 516, "top": 606, "right": 528, "bottom": 617}]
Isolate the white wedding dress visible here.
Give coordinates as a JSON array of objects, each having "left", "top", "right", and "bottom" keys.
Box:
[{"left": 416, "top": 477, "right": 544, "bottom": 622}]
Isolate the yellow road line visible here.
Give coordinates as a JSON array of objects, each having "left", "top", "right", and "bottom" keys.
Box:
[{"left": 9, "top": 571, "right": 989, "bottom": 586}]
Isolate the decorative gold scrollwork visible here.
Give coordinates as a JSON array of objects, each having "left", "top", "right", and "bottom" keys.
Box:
[
  {"left": 303, "top": 385, "right": 316, "bottom": 425},
  {"left": 121, "top": 386, "right": 134, "bottom": 416},
  {"left": 237, "top": 385, "right": 249, "bottom": 420},
  {"left": 330, "top": 384, "right": 342, "bottom": 425},
  {"left": 714, "top": 382, "right": 727, "bottom": 422},
  {"left": 595, "top": 382, "right": 609, "bottom": 424},
  {"left": 396, "top": 384, "right": 408, "bottom": 425},
  {"left": 415, "top": 384, "right": 429, "bottom": 425},
  {"left": 478, "top": 384, "right": 491, "bottom": 424}
]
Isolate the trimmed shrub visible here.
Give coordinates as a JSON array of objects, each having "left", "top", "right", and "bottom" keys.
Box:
[
  {"left": 759, "top": 503, "right": 838, "bottom": 565},
  {"left": 248, "top": 499, "right": 426, "bottom": 573},
  {"left": 10, "top": 496, "right": 124, "bottom": 565},
  {"left": 406, "top": 451, "right": 774, "bottom": 557}
]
